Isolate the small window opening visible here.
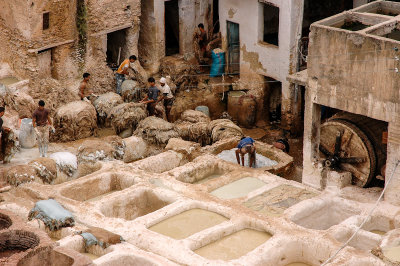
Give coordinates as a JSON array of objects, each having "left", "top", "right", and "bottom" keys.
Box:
[
  {"left": 262, "top": 3, "right": 279, "bottom": 46},
  {"left": 43, "top": 12, "right": 50, "bottom": 30}
]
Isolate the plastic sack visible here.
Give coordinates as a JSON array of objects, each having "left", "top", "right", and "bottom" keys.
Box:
[
  {"left": 19, "top": 118, "right": 36, "bottom": 148},
  {"left": 210, "top": 50, "right": 225, "bottom": 77},
  {"left": 195, "top": 106, "right": 210, "bottom": 117}
]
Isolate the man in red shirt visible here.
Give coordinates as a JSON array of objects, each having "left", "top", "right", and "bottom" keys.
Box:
[{"left": 32, "top": 100, "right": 53, "bottom": 157}]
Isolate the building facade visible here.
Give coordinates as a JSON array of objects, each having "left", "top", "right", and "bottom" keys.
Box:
[
  {"left": 292, "top": 0, "right": 400, "bottom": 205},
  {"left": 219, "top": 0, "right": 371, "bottom": 132}
]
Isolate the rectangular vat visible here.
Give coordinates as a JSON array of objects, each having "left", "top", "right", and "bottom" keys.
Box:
[
  {"left": 100, "top": 189, "right": 173, "bottom": 220},
  {"left": 210, "top": 177, "right": 267, "bottom": 199},
  {"left": 194, "top": 229, "right": 272, "bottom": 261},
  {"left": 60, "top": 173, "right": 135, "bottom": 202},
  {"left": 175, "top": 164, "right": 230, "bottom": 184},
  {"left": 148, "top": 208, "right": 228, "bottom": 239},
  {"left": 243, "top": 185, "right": 318, "bottom": 217},
  {"left": 290, "top": 200, "right": 359, "bottom": 230}
]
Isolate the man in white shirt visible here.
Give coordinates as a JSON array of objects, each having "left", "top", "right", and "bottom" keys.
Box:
[{"left": 158, "top": 77, "right": 174, "bottom": 121}]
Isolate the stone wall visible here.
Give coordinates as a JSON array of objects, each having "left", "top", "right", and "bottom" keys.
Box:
[{"left": 303, "top": 2, "right": 400, "bottom": 205}]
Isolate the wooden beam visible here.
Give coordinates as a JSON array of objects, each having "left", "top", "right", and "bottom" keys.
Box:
[
  {"left": 90, "top": 23, "right": 133, "bottom": 37},
  {"left": 28, "top": 39, "right": 75, "bottom": 53}
]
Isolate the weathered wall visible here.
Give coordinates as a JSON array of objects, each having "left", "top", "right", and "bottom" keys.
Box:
[
  {"left": 29, "top": 0, "right": 77, "bottom": 47},
  {"left": 85, "top": 0, "right": 141, "bottom": 91},
  {"left": 219, "top": 0, "right": 304, "bottom": 126},
  {"left": 307, "top": 26, "right": 400, "bottom": 123},
  {"left": 138, "top": 0, "right": 211, "bottom": 74},
  {"left": 0, "top": 0, "right": 77, "bottom": 80}
]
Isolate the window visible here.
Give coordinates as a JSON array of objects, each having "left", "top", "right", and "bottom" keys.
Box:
[
  {"left": 43, "top": 12, "right": 50, "bottom": 30},
  {"left": 262, "top": 3, "right": 279, "bottom": 46}
]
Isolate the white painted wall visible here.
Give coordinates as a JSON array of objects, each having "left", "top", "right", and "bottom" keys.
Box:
[
  {"left": 219, "top": 0, "right": 303, "bottom": 82},
  {"left": 219, "top": 0, "right": 304, "bottom": 127}
]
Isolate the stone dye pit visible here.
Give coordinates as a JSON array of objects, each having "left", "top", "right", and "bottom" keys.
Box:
[
  {"left": 148, "top": 208, "right": 228, "bottom": 240},
  {"left": 243, "top": 184, "right": 319, "bottom": 217},
  {"left": 0, "top": 140, "right": 388, "bottom": 265},
  {"left": 99, "top": 188, "right": 174, "bottom": 220},
  {"left": 194, "top": 228, "right": 272, "bottom": 261},
  {"left": 217, "top": 148, "right": 278, "bottom": 168},
  {"left": 210, "top": 177, "right": 267, "bottom": 199},
  {"left": 0, "top": 76, "right": 19, "bottom": 86}
]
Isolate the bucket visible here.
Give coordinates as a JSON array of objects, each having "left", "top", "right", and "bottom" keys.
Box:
[
  {"left": 195, "top": 106, "right": 210, "bottom": 117},
  {"left": 227, "top": 91, "right": 246, "bottom": 121},
  {"left": 19, "top": 118, "right": 36, "bottom": 148}
]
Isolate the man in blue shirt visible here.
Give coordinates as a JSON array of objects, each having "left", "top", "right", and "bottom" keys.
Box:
[
  {"left": 140, "top": 77, "right": 160, "bottom": 116},
  {"left": 235, "top": 136, "right": 256, "bottom": 168}
]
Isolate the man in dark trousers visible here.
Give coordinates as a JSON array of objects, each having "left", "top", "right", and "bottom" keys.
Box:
[
  {"left": 115, "top": 55, "right": 137, "bottom": 95},
  {"left": 235, "top": 136, "right": 256, "bottom": 168},
  {"left": 0, "top": 106, "right": 12, "bottom": 163},
  {"left": 32, "top": 100, "right": 53, "bottom": 157},
  {"left": 140, "top": 77, "right": 160, "bottom": 116}
]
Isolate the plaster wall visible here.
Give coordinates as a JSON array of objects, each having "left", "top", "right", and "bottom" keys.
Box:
[{"left": 219, "top": 0, "right": 304, "bottom": 127}]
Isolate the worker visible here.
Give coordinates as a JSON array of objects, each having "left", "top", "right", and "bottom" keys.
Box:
[
  {"left": 0, "top": 106, "right": 12, "bottom": 163},
  {"left": 79, "top": 72, "right": 93, "bottom": 101},
  {"left": 273, "top": 138, "right": 290, "bottom": 153},
  {"left": 140, "top": 77, "right": 160, "bottom": 116},
  {"left": 32, "top": 100, "right": 53, "bottom": 157},
  {"left": 158, "top": 77, "right": 174, "bottom": 121},
  {"left": 115, "top": 55, "right": 137, "bottom": 95},
  {"left": 235, "top": 136, "right": 256, "bottom": 168},
  {"left": 194, "top": 23, "right": 208, "bottom": 72},
  {"left": 196, "top": 23, "right": 208, "bottom": 57}
]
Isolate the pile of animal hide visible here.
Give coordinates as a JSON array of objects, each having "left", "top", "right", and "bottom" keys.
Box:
[
  {"left": 109, "top": 103, "right": 147, "bottom": 135},
  {"left": 52, "top": 101, "right": 97, "bottom": 142},
  {"left": 174, "top": 110, "right": 211, "bottom": 146},
  {"left": 134, "top": 116, "right": 179, "bottom": 145},
  {"left": 208, "top": 119, "right": 243, "bottom": 143},
  {"left": 92, "top": 92, "right": 123, "bottom": 127}
]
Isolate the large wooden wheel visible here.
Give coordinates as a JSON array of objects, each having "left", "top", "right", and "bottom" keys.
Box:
[{"left": 319, "top": 119, "right": 377, "bottom": 187}]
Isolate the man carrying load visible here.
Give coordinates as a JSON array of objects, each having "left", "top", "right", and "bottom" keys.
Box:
[{"left": 115, "top": 55, "right": 137, "bottom": 95}]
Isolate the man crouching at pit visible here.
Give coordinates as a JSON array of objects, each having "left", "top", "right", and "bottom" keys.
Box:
[{"left": 235, "top": 136, "right": 256, "bottom": 168}]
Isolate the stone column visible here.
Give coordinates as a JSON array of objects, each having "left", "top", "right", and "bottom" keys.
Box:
[
  {"left": 302, "top": 81, "right": 324, "bottom": 189},
  {"left": 384, "top": 122, "right": 400, "bottom": 205},
  {"left": 179, "top": 0, "right": 196, "bottom": 59}
]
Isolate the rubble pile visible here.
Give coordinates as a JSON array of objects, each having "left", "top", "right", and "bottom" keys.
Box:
[{"left": 28, "top": 78, "right": 79, "bottom": 114}]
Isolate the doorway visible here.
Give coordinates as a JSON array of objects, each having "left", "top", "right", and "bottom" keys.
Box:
[
  {"left": 165, "top": 0, "right": 180, "bottom": 56},
  {"left": 263, "top": 76, "right": 282, "bottom": 123},
  {"left": 37, "top": 49, "right": 52, "bottom": 78},
  {"left": 107, "top": 29, "right": 128, "bottom": 69},
  {"left": 213, "top": 0, "right": 220, "bottom": 33},
  {"left": 227, "top": 21, "right": 239, "bottom": 74}
]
